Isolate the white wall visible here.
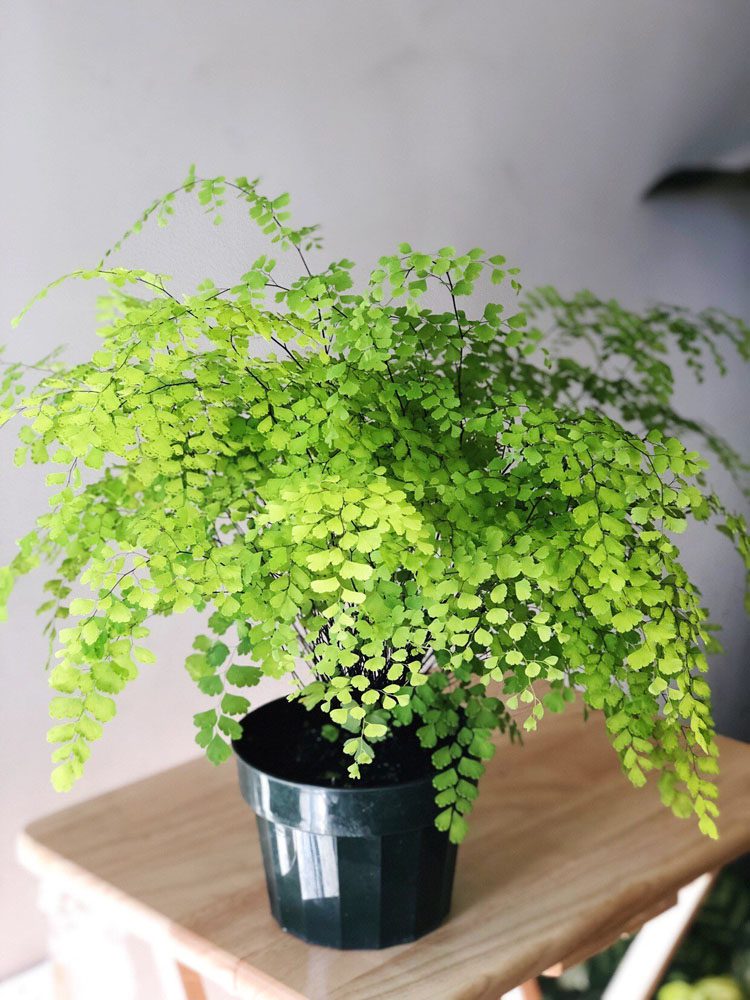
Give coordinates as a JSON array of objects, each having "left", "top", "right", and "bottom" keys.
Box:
[{"left": 1, "top": 0, "right": 748, "bottom": 978}]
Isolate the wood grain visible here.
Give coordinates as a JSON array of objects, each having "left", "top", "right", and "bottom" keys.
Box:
[{"left": 18, "top": 699, "right": 750, "bottom": 1000}]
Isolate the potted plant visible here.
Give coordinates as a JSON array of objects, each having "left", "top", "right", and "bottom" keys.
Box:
[{"left": 2, "top": 169, "right": 748, "bottom": 949}]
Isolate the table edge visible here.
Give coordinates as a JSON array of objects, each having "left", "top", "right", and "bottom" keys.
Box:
[{"left": 16, "top": 831, "right": 308, "bottom": 1000}]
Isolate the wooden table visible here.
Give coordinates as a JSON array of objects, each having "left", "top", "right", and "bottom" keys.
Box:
[{"left": 18, "top": 700, "right": 750, "bottom": 1000}]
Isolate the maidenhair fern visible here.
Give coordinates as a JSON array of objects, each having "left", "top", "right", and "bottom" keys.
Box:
[{"left": 1, "top": 168, "right": 748, "bottom": 844}]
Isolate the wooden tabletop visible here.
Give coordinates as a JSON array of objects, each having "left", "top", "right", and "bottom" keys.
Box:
[{"left": 18, "top": 699, "right": 750, "bottom": 1000}]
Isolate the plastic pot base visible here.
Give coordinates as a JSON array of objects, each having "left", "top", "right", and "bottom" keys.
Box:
[{"left": 256, "top": 815, "right": 456, "bottom": 949}]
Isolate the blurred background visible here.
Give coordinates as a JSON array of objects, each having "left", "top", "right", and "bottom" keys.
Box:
[{"left": 1, "top": 0, "right": 748, "bottom": 985}]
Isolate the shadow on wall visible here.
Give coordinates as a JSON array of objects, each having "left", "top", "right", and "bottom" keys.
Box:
[
  {"left": 648, "top": 166, "right": 750, "bottom": 196},
  {"left": 641, "top": 140, "right": 750, "bottom": 744}
]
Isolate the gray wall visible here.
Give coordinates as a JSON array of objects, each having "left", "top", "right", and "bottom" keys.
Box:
[{"left": 1, "top": 0, "right": 748, "bottom": 978}]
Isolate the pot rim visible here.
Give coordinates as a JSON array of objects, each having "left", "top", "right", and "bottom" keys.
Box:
[
  {"left": 231, "top": 750, "right": 436, "bottom": 794},
  {"left": 231, "top": 695, "right": 436, "bottom": 794},
  {"left": 232, "top": 696, "right": 441, "bottom": 836}
]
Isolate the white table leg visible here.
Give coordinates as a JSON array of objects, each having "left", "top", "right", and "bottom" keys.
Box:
[
  {"left": 603, "top": 872, "right": 716, "bottom": 1000},
  {"left": 37, "top": 878, "right": 143, "bottom": 1000},
  {"left": 502, "top": 981, "right": 543, "bottom": 1000}
]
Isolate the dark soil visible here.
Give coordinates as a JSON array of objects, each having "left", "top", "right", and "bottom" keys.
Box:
[{"left": 233, "top": 697, "right": 435, "bottom": 789}]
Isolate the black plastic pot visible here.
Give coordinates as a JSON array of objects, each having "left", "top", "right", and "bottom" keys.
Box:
[{"left": 232, "top": 697, "right": 457, "bottom": 949}]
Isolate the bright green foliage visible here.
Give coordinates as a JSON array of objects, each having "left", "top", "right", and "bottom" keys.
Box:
[{"left": 2, "top": 169, "right": 748, "bottom": 842}]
